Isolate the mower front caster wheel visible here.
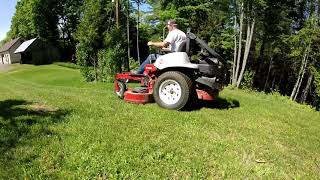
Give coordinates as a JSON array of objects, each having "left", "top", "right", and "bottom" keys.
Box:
[{"left": 115, "top": 81, "right": 126, "bottom": 99}]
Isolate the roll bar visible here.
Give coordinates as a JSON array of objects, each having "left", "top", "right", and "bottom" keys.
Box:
[{"left": 186, "top": 28, "right": 224, "bottom": 62}]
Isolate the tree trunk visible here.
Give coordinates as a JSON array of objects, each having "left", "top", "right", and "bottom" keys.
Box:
[
  {"left": 300, "top": 73, "right": 313, "bottom": 103},
  {"left": 264, "top": 56, "right": 273, "bottom": 91},
  {"left": 294, "top": 54, "right": 308, "bottom": 101},
  {"left": 271, "top": 74, "right": 276, "bottom": 90},
  {"left": 92, "top": 55, "right": 98, "bottom": 82},
  {"left": 237, "top": 17, "right": 255, "bottom": 88},
  {"left": 234, "top": 2, "right": 244, "bottom": 86},
  {"left": 256, "top": 35, "right": 266, "bottom": 89},
  {"left": 315, "top": 0, "right": 319, "bottom": 17},
  {"left": 277, "top": 73, "right": 283, "bottom": 91},
  {"left": 136, "top": 3, "right": 141, "bottom": 63},
  {"left": 290, "top": 46, "right": 309, "bottom": 100},
  {"left": 232, "top": 14, "right": 237, "bottom": 85},
  {"left": 58, "top": 22, "right": 66, "bottom": 49},
  {"left": 290, "top": 63, "right": 304, "bottom": 100},
  {"left": 126, "top": 0, "right": 130, "bottom": 71},
  {"left": 236, "top": 19, "right": 251, "bottom": 87}
]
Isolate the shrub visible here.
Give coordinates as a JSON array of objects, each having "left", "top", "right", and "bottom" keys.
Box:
[
  {"left": 97, "top": 44, "right": 125, "bottom": 82},
  {"left": 129, "top": 57, "right": 140, "bottom": 71},
  {"left": 241, "top": 70, "right": 255, "bottom": 89}
]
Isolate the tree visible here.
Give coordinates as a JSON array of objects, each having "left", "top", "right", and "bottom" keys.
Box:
[
  {"left": 133, "top": 0, "right": 146, "bottom": 63},
  {"left": 287, "top": 16, "right": 319, "bottom": 101},
  {"left": 76, "top": 0, "right": 126, "bottom": 82},
  {"left": 9, "top": 0, "right": 40, "bottom": 39},
  {"left": 231, "top": 0, "right": 266, "bottom": 88},
  {"left": 56, "top": 0, "right": 84, "bottom": 60},
  {"left": 126, "top": 0, "right": 131, "bottom": 71},
  {"left": 7, "top": 0, "right": 83, "bottom": 61},
  {"left": 76, "top": 0, "right": 110, "bottom": 81},
  {"left": 5, "top": 0, "right": 320, "bottom": 109},
  {"left": 9, "top": 0, "right": 61, "bottom": 43}
]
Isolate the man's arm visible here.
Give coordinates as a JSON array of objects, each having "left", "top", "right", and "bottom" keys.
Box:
[{"left": 148, "top": 41, "right": 169, "bottom": 48}]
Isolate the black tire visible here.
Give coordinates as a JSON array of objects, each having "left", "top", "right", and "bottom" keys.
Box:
[
  {"left": 153, "top": 71, "right": 193, "bottom": 110},
  {"left": 115, "top": 80, "right": 126, "bottom": 99}
]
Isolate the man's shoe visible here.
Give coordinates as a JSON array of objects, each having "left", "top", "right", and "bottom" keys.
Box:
[{"left": 130, "top": 70, "right": 139, "bottom": 74}]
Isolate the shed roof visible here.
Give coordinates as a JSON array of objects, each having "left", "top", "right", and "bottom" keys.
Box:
[
  {"left": 14, "top": 38, "right": 37, "bottom": 53},
  {"left": 0, "top": 37, "right": 21, "bottom": 53}
]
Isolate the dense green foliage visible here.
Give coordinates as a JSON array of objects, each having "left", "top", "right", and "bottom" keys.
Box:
[
  {"left": 5, "top": 0, "right": 83, "bottom": 59},
  {"left": 2, "top": 0, "right": 320, "bottom": 108},
  {"left": 0, "top": 65, "right": 319, "bottom": 178},
  {"left": 75, "top": 0, "right": 143, "bottom": 81},
  {"left": 146, "top": 0, "right": 320, "bottom": 109}
]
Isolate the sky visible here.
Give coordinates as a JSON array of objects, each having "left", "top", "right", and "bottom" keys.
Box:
[
  {"left": 134, "top": 2, "right": 152, "bottom": 12},
  {"left": 0, "top": 0, "right": 17, "bottom": 41}
]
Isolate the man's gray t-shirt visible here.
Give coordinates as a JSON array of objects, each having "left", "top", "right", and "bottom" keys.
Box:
[{"left": 164, "top": 29, "right": 187, "bottom": 52}]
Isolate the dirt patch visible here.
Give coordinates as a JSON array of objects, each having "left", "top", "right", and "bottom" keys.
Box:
[
  {"left": 29, "top": 103, "right": 58, "bottom": 112},
  {"left": 0, "top": 65, "right": 12, "bottom": 73}
]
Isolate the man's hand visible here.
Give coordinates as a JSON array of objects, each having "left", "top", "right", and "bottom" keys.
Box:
[
  {"left": 161, "top": 47, "right": 171, "bottom": 52},
  {"left": 147, "top": 41, "right": 153, "bottom": 46}
]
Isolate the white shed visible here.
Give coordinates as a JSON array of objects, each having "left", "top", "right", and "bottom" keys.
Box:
[{"left": 0, "top": 38, "right": 22, "bottom": 64}]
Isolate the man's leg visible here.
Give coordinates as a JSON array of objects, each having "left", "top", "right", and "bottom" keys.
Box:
[{"left": 136, "top": 54, "right": 161, "bottom": 74}]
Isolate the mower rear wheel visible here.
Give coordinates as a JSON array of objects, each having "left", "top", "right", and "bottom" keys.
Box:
[{"left": 153, "top": 71, "right": 192, "bottom": 110}]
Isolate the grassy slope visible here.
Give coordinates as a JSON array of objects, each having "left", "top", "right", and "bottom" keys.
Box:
[{"left": 0, "top": 64, "right": 319, "bottom": 179}]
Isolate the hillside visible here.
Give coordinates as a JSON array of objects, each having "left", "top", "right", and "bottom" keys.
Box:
[{"left": 0, "top": 64, "right": 319, "bottom": 179}]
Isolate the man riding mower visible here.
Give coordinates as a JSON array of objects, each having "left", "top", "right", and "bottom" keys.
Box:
[{"left": 114, "top": 21, "right": 226, "bottom": 110}]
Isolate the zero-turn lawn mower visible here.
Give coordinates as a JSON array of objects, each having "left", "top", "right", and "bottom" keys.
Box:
[{"left": 114, "top": 30, "right": 226, "bottom": 110}]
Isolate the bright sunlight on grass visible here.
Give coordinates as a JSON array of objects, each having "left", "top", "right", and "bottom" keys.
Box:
[{"left": 0, "top": 64, "right": 319, "bottom": 179}]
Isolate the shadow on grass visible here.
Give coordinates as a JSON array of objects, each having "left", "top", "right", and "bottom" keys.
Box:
[
  {"left": 0, "top": 99, "right": 69, "bottom": 162},
  {"left": 186, "top": 96, "right": 240, "bottom": 111}
]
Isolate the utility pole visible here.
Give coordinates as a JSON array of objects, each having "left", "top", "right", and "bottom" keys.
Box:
[
  {"left": 136, "top": 1, "right": 140, "bottom": 63},
  {"left": 126, "top": 0, "right": 130, "bottom": 71},
  {"left": 116, "top": 0, "right": 119, "bottom": 29}
]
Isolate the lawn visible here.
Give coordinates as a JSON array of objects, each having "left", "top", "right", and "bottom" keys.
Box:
[{"left": 0, "top": 64, "right": 319, "bottom": 179}]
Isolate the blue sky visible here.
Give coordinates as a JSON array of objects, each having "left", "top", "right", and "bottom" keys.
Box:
[
  {"left": 134, "top": 2, "right": 152, "bottom": 12},
  {"left": 0, "top": 0, "right": 17, "bottom": 41}
]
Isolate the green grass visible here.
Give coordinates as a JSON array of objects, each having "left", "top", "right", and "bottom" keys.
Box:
[{"left": 0, "top": 64, "right": 319, "bottom": 179}]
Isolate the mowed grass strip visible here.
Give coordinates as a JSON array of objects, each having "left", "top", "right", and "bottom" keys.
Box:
[{"left": 0, "top": 64, "right": 319, "bottom": 179}]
